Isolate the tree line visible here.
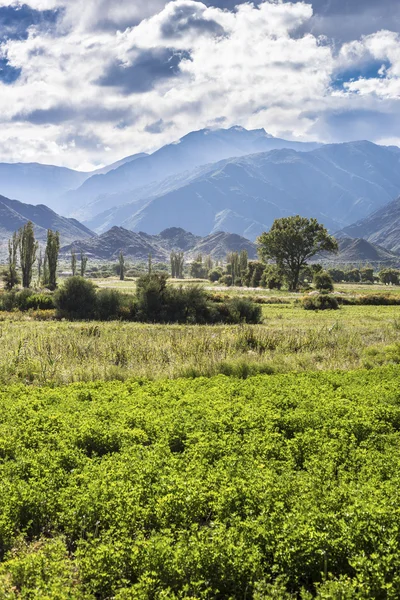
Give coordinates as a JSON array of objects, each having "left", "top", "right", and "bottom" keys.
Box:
[{"left": 2, "top": 222, "right": 91, "bottom": 291}]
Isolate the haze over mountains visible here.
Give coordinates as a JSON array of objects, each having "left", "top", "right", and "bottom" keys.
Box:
[
  {"left": 0, "top": 195, "right": 93, "bottom": 247},
  {"left": 339, "top": 197, "right": 400, "bottom": 254},
  {"left": 0, "top": 126, "right": 400, "bottom": 259}
]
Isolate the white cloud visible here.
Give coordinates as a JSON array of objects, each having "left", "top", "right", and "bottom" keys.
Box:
[{"left": 0, "top": 0, "right": 398, "bottom": 168}]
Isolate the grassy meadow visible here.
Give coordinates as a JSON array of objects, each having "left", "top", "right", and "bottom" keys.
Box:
[{"left": 0, "top": 284, "right": 399, "bottom": 385}]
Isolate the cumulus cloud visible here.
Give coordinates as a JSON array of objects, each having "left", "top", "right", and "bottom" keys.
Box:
[{"left": 0, "top": 0, "right": 398, "bottom": 168}]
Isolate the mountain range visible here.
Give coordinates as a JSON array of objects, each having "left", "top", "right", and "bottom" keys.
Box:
[
  {"left": 0, "top": 195, "right": 93, "bottom": 254},
  {"left": 80, "top": 140, "right": 400, "bottom": 241},
  {"left": 339, "top": 197, "right": 400, "bottom": 254},
  {"left": 0, "top": 125, "right": 400, "bottom": 257},
  {"left": 60, "top": 226, "right": 258, "bottom": 262}
]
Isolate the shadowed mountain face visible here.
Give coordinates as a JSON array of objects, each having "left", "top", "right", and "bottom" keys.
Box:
[
  {"left": 319, "top": 237, "right": 400, "bottom": 265},
  {"left": 338, "top": 197, "right": 400, "bottom": 254},
  {"left": 64, "top": 127, "right": 320, "bottom": 216},
  {"left": 60, "top": 226, "right": 258, "bottom": 261},
  {"left": 0, "top": 195, "right": 94, "bottom": 252},
  {"left": 84, "top": 141, "right": 400, "bottom": 240}
]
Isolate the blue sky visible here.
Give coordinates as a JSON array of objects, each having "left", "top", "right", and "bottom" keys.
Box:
[{"left": 0, "top": 0, "right": 399, "bottom": 169}]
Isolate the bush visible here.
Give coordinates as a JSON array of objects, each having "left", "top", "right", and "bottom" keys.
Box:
[
  {"left": 219, "top": 297, "right": 263, "bottom": 324},
  {"left": 302, "top": 294, "right": 339, "bottom": 310},
  {"left": 96, "top": 289, "right": 124, "bottom": 320},
  {"left": 208, "top": 268, "right": 223, "bottom": 283},
  {"left": 0, "top": 290, "right": 55, "bottom": 311},
  {"left": 220, "top": 274, "right": 233, "bottom": 287},
  {"left": 379, "top": 268, "right": 400, "bottom": 286},
  {"left": 55, "top": 277, "right": 97, "bottom": 319},
  {"left": 313, "top": 270, "right": 334, "bottom": 292},
  {"left": 25, "top": 293, "right": 55, "bottom": 310}
]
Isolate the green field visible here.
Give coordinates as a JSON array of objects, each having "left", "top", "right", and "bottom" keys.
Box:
[
  {"left": 0, "top": 303, "right": 399, "bottom": 385},
  {"left": 1, "top": 367, "right": 400, "bottom": 598},
  {"left": 1, "top": 280, "right": 400, "bottom": 598}
]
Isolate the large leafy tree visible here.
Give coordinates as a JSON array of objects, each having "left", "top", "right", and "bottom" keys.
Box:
[{"left": 257, "top": 216, "right": 338, "bottom": 291}]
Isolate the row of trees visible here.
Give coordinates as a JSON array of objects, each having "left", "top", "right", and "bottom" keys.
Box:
[
  {"left": 3, "top": 223, "right": 60, "bottom": 290},
  {"left": 328, "top": 267, "right": 400, "bottom": 285},
  {"left": 1, "top": 222, "right": 96, "bottom": 291}
]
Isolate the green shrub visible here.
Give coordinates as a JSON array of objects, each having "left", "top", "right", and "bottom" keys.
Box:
[
  {"left": 25, "top": 293, "right": 55, "bottom": 310},
  {"left": 302, "top": 294, "right": 339, "bottom": 310},
  {"left": 208, "top": 268, "right": 223, "bottom": 282},
  {"left": 313, "top": 270, "right": 334, "bottom": 292},
  {"left": 0, "top": 290, "right": 55, "bottom": 311},
  {"left": 220, "top": 274, "right": 233, "bottom": 287},
  {"left": 96, "top": 289, "right": 124, "bottom": 320},
  {"left": 55, "top": 277, "right": 97, "bottom": 319},
  {"left": 215, "top": 297, "right": 263, "bottom": 324}
]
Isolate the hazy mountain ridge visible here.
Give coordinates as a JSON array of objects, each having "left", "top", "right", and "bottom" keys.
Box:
[
  {"left": 60, "top": 226, "right": 258, "bottom": 261},
  {"left": 0, "top": 195, "right": 94, "bottom": 249},
  {"left": 65, "top": 127, "right": 320, "bottom": 217},
  {"left": 338, "top": 197, "right": 400, "bottom": 254},
  {"left": 85, "top": 141, "right": 400, "bottom": 240}
]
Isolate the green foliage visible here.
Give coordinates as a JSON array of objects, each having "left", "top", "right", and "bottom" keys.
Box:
[
  {"left": 261, "top": 265, "right": 283, "bottom": 290},
  {"left": 361, "top": 267, "right": 374, "bottom": 283},
  {"left": 1, "top": 368, "right": 400, "bottom": 597},
  {"left": 379, "top": 268, "right": 400, "bottom": 286},
  {"left": 327, "top": 268, "right": 346, "bottom": 283},
  {"left": 19, "top": 221, "right": 38, "bottom": 289},
  {"left": 219, "top": 273, "right": 232, "bottom": 286},
  {"left": 71, "top": 249, "right": 77, "bottom": 277},
  {"left": 189, "top": 256, "right": 207, "bottom": 279},
  {"left": 0, "top": 290, "right": 54, "bottom": 312},
  {"left": 95, "top": 288, "right": 125, "bottom": 321},
  {"left": 46, "top": 230, "right": 60, "bottom": 290},
  {"left": 243, "top": 261, "right": 265, "bottom": 288},
  {"left": 257, "top": 216, "right": 338, "bottom": 291},
  {"left": 118, "top": 252, "right": 125, "bottom": 281},
  {"left": 3, "top": 231, "right": 20, "bottom": 290},
  {"left": 313, "top": 270, "right": 334, "bottom": 292},
  {"left": 80, "top": 251, "right": 88, "bottom": 278},
  {"left": 346, "top": 269, "right": 361, "bottom": 283},
  {"left": 170, "top": 251, "right": 184, "bottom": 279},
  {"left": 208, "top": 268, "right": 223, "bottom": 282},
  {"left": 302, "top": 294, "right": 339, "bottom": 310},
  {"left": 55, "top": 276, "right": 97, "bottom": 319}
]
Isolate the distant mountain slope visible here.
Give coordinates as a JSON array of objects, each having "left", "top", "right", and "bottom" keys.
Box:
[
  {"left": 319, "top": 238, "right": 399, "bottom": 265},
  {"left": 0, "top": 195, "right": 94, "bottom": 247},
  {"left": 60, "top": 226, "right": 258, "bottom": 261},
  {"left": 0, "top": 153, "right": 148, "bottom": 213},
  {"left": 0, "top": 163, "right": 90, "bottom": 210},
  {"left": 338, "top": 197, "right": 400, "bottom": 253},
  {"left": 91, "top": 153, "right": 149, "bottom": 176},
  {"left": 65, "top": 126, "right": 320, "bottom": 216},
  {"left": 88, "top": 141, "right": 400, "bottom": 240}
]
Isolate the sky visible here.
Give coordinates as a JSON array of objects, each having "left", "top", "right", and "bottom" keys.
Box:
[{"left": 0, "top": 0, "right": 399, "bottom": 170}]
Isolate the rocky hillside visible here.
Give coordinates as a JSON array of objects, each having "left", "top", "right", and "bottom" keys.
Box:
[
  {"left": 61, "top": 226, "right": 258, "bottom": 261},
  {"left": 339, "top": 197, "right": 400, "bottom": 254},
  {"left": 0, "top": 195, "right": 93, "bottom": 249}
]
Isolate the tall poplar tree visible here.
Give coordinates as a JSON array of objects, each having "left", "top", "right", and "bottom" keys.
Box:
[
  {"left": 45, "top": 229, "right": 60, "bottom": 290},
  {"left": 19, "top": 221, "right": 38, "bottom": 288}
]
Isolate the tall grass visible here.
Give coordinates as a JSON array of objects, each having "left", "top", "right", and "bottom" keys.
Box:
[{"left": 0, "top": 304, "right": 399, "bottom": 385}]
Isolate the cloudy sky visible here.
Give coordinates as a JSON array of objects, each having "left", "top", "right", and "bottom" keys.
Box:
[{"left": 0, "top": 0, "right": 399, "bottom": 170}]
